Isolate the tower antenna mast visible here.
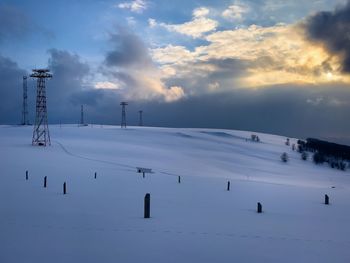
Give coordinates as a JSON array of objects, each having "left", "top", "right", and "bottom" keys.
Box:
[
  {"left": 80, "top": 105, "right": 84, "bottom": 126},
  {"left": 120, "top": 102, "right": 128, "bottom": 128},
  {"left": 31, "top": 69, "right": 52, "bottom": 146}
]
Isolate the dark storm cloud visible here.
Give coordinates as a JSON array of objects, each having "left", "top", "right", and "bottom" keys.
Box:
[
  {"left": 45, "top": 49, "right": 124, "bottom": 124},
  {"left": 48, "top": 49, "right": 90, "bottom": 91},
  {"left": 131, "top": 85, "right": 350, "bottom": 145},
  {"left": 102, "top": 28, "right": 175, "bottom": 101},
  {"left": 105, "top": 28, "right": 152, "bottom": 68},
  {"left": 45, "top": 49, "right": 96, "bottom": 123},
  {"left": 47, "top": 48, "right": 90, "bottom": 106},
  {"left": 0, "top": 54, "right": 26, "bottom": 123},
  {"left": 304, "top": 1, "right": 350, "bottom": 73}
]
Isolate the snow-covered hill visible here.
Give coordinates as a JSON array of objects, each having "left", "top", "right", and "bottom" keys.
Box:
[{"left": 1, "top": 125, "right": 349, "bottom": 263}]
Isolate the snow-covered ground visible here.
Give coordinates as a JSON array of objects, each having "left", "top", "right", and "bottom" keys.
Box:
[{"left": 1, "top": 125, "right": 350, "bottom": 263}]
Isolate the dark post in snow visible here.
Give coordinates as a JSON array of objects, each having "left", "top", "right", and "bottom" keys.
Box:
[
  {"left": 63, "top": 182, "right": 67, "bottom": 195},
  {"left": 94, "top": 172, "right": 97, "bottom": 179},
  {"left": 144, "top": 193, "right": 150, "bottom": 218},
  {"left": 143, "top": 172, "right": 145, "bottom": 178},
  {"left": 26, "top": 170, "right": 28, "bottom": 180},
  {"left": 257, "top": 202, "right": 262, "bottom": 213},
  {"left": 44, "top": 176, "right": 47, "bottom": 188},
  {"left": 325, "top": 194, "right": 329, "bottom": 205},
  {"left": 178, "top": 176, "right": 181, "bottom": 184},
  {"left": 227, "top": 181, "right": 230, "bottom": 191}
]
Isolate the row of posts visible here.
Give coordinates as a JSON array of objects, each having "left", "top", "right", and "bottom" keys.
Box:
[
  {"left": 26, "top": 170, "right": 69, "bottom": 194},
  {"left": 141, "top": 172, "right": 181, "bottom": 184},
  {"left": 226, "top": 180, "right": 331, "bottom": 213},
  {"left": 25, "top": 171, "right": 101, "bottom": 194},
  {"left": 24, "top": 171, "right": 332, "bottom": 217},
  {"left": 143, "top": 193, "right": 331, "bottom": 217}
]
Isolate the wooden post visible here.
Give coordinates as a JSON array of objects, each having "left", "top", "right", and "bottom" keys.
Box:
[
  {"left": 143, "top": 172, "right": 145, "bottom": 178},
  {"left": 25, "top": 170, "right": 28, "bottom": 180},
  {"left": 144, "top": 193, "right": 150, "bottom": 218},
  {"left": 325, "top": 194, "right": 329, "bottom": 205},
  {"left": 227, "top": 181, "right": 230, "bottom": 191},
  {"left": 178, "top": 176, "right": 181, "bottom": 184},
  {"left": 257, "top": 202, "right": 262, "bottom": 213},
  {"left": 63, "top": 182, "right": 67, "bottom": 195},
  {"left": 94, "top": 172, "right": 97, "bottom": 179},
  {"left": 44, "top": 176, "right": 47, "bottom": 188}
]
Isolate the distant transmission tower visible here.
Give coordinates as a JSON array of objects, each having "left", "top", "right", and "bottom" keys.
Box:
[
  {"left": 120, "top": 102, "right": 128, "bottom": 128},
  {"left": 80, "top": 105, "right": 84, "bottom": 126},
  {"left": 139, "top": 110, "right": 143, "bottom": 126},
  {"left": 21, "top": 76, "right": 29, "bottom": 125},
  {"left": 31, "top": 69, "right": 52, "bottom": 146}
]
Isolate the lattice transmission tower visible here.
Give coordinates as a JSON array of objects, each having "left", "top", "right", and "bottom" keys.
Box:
[
  {"left": 80, "top": 105, "right": 84, "bottom": 126},
  {"left": 120, "top": 102, "right": 128, "bottom": 128},
  {"left": 31, "top": 69, "right": 52, "bottom": 146},
  {"left": 21, "top": 76, "right": 29, "bottom": 125}
]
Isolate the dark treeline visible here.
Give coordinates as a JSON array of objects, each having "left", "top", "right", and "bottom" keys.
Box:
[{"left": 298, "top": 138, "right": 350, "bottom": 160}]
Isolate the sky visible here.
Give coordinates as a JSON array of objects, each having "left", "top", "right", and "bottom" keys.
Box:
[{"left": 1, "top": 0, "right": 350, "bottom": 144}]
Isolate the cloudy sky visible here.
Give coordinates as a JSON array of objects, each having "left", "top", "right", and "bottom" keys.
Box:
[{"left": 1, "top": 0, "right": 350, "bottom": 144}]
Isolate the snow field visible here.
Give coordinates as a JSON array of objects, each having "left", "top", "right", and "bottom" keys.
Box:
[{"left": 0, "top": 125, "right": 350, "bottom": 263}]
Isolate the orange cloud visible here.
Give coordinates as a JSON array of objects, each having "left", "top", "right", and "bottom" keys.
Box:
[{"left": 152, "top": 22, "right": 350, "bottom": 90}]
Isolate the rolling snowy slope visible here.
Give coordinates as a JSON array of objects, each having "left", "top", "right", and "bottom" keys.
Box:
[{"left": 0, "top": 125, "right": 349, "bottom": 263}]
